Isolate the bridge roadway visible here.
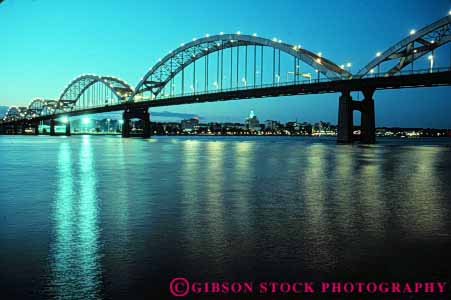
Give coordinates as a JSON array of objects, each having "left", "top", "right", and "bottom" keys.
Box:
[{"left": 2, "top": 69, "right": 450, "bottom": 143}]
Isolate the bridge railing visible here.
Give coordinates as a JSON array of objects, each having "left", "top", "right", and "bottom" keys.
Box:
[{"left": 360, "top": 67, "right": 451, "bottom": 79}]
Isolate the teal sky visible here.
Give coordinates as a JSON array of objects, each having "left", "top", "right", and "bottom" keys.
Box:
[{"left": 1, "top": 0, "right": 451, "bottom": 127}]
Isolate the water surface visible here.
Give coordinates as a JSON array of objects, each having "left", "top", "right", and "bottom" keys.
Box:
[{"left": 0, "top": 136, "right": 450, "bottom": 299}]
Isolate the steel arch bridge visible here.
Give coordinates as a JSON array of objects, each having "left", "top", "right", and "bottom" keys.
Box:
[
  {"left": 130, "top": 33, "right": 352, "bottom": 101},
  {"left": 1, "top": 15, "right": 451, "bottom": 143}
]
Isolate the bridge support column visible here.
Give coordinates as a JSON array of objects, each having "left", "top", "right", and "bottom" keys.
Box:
[
  {"left": 337, "top": 90, "right": 354, "bottom": 143},
  {"left": 33, "top": 123, "right": 39, "bottom": 135},
  {"left": 122, "top": 107, "right": 151, "bottom": 138},
  {"left": 65, "top": 122, "right": 71, "bottom": 136},
  {"left": 13, "top": 123, "right": 19, "bottom": 135},
  {"left": 360, "top": 89, "right": 376, "bottom": 144},
  {"left": 19, "top": 123, "right": 28, "bottom": 134},
  {"left": 122, "top": 115, "right": 130, "bottom": 138},
  {"left": 50, "top": 119, "right": 56, "bottom": 136}
]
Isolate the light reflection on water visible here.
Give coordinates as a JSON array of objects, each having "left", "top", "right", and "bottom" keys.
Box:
[
  {"left": 48, "top": 137, "right": 102, "bottom": 300},
  {"left": 0, "top": 136, "right": 450, "bottom": 299}
]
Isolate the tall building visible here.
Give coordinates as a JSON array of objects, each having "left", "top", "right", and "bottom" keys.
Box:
[{"left": 245, "top": 110, "right": 260, "bottom": 131}]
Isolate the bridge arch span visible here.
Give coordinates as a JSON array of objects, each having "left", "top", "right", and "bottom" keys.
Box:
[
  {"left": 26, "top": 98, "right": 47, "bottom": 118},
  {"left": 57, "top": 74, "right": 134, "bottom": 111},
  {"left": 3, "top": 106, "right": 25, "bottom": 122},
  {"left": 26, "top": 98, "right": 59, "bottom": 118},
  {"left": 131, "top": 33, "right": 351, "bottom": 100},
  {"left": 357, "top": 15, "right": 451, "bottom": 78}
]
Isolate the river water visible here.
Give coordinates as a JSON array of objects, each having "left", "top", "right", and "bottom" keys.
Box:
[{"left": 0, "top": 135, "right": 450, "bottom": 299}]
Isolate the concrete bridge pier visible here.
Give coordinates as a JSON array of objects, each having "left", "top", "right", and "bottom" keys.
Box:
[
  {"left": 33, "top": 123, "right": 40, "bottom": 135},
  {"left": 49, "top": 119, "right": 71, "bottom": 136},
  {"left": 122, "top": 107, "right": 151, "bottom": 138},
  {"left": 360, "top": 88, "right": 376, "bottom": 144},
  {"left": 65, "top": 122, "right": 71, "bottom": 136},
  {"left": 337, "top": 89, "right": 376, "bottom": 144},
  {"left": 337, "top": 90, "right": 354, "bottom": 143},
  {"left": 20, "top": 122, "right": 28, "bottom": 134},
  {"left": 50, "top": 119, "right": 56, "bottom": 136}
]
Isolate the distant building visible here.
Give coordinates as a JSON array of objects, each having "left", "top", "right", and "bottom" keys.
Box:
[
  {"left": 245, "top": 110, "right": 260, "bottom": 131},
  {"left": 286, "top": 121, "right": 300, "bottom": 132},
  {"left": 181, "top": 117, "right": 199, "bottom": 132},
  {"left": 299, "top": 122, "right": 313, "bottom": 135},
  {"left": 265, "top": 120, "right": 280, "bottom": 131}
]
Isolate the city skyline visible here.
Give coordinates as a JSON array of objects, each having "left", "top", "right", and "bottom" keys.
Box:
[{"left": 1, "top": 0, "right": 451, "bottom": 127}]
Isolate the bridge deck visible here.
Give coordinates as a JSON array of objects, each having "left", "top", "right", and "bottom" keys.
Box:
[{"left": 2, "top": 70, "right": 451, "bottom": 125}]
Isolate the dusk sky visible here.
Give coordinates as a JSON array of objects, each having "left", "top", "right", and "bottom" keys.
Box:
[{"left": 1, "top": 0, "right": 451, "bottom": 127}]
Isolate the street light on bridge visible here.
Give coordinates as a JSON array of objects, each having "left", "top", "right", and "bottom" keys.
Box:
[
  {"left": 428, "top": 54, "right": 434, "bottom": 73},
  {"left": 346, "top": 62, "right": 352, "bottom": 73}
]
